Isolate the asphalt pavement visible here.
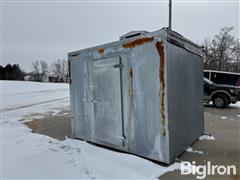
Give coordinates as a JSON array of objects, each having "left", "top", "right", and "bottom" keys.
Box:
[{"left": 24, "top": 104, "right": 240, "bottom": 179}]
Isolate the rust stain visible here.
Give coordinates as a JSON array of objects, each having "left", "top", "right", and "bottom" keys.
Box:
[
  {"left": 122, "top": 37, "right": 154, "bottom": 48},
  {"left": 128, "top": 89, "right": 133, "bottom": 96},
  {"left": 68, "top": 59, "right": 72, "bottom": 84},
  {"left": 98, "top": 48, "right": 104, "bottom": 54},
  {"left": 155, "top": 41, "right": 166, "bottom": 136},
  {"left": 129, "top": 68, "right": 133, "bottom": 78},
  {"left": 128, "top": 68, "right": 133, "bottom": 96}
]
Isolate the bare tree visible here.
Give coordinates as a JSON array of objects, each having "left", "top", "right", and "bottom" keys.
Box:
[
  {"left": 40, "top": 61, "right": 48, "bottom": 81},
  {"left": 32, "top": 60, "right": 48, "bottom": 81},
  {"left": 229, "top": 41, "right": 240, "bottom": 72},
  {"left": 202, "top": 38, "right": 214, "bottom": 69},
  {"left": 51, "top": 59, "right": 68, "bottom": 82},
  {"left": 203, "top": 27, "right": 240, "bottom": 73},
  {"left": 32, "top": 60, "right": 41, "bottom": 81}
]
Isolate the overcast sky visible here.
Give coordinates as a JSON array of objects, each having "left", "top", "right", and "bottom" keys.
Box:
[{"left": 1, "top": 0, "right": 239, "bottom": 72}]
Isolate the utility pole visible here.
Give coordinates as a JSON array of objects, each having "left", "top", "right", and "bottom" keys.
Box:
[{"left": 169, "top": 0, "right": 172, "bottom": 30}]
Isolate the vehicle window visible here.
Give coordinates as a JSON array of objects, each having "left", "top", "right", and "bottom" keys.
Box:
[
  {"left": 203, "top": 72, "right": 210, "bottom": 79},
  {"left": 211, "top": 72, "right": 240, "bottom": 85}
]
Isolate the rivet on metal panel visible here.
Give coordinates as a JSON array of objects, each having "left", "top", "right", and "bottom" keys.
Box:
[
  {"left": 122, "top": 37, "right": 154, "bottom": 48},
  {"left": 155, "top": 41, "right": 166, "bottom": 136},
  {"left": 98, "top": 48, "right": 104, "bottom": 54}
]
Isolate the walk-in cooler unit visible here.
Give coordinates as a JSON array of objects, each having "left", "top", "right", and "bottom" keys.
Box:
[{"left": 68, "top": 28, "right": 204, "bottom": 164}]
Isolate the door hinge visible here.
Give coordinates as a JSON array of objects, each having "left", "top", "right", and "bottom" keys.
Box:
[{"left": 116, "top": 135, "right": 126, "bottom": 140}]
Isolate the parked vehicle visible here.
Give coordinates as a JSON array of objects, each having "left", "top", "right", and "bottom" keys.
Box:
[
  {"left": 204, "top": 70, "right": 240, "bottom": 87},
  {"left": 204, "top": 78, "right": 240, "bottom": 108}
]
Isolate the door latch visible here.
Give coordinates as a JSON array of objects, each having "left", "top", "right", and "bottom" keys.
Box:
[{"left": 113, "top": 64, "right": 123, "bottom": 69}]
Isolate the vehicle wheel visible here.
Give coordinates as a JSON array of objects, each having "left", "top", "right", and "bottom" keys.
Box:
[{"left": 212, "top": 95, "right": 228, "bottom": 108}]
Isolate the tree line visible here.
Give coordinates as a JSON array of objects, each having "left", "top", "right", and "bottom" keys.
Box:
[
  {"left": 0, "top": 64, "right": 25, "bottom": 80},
  {"left": 0, "top": 59, "right": 69, "bottom": 83},
  {"left": 31, "top": 59, "right": 69, "bottom": 82}
]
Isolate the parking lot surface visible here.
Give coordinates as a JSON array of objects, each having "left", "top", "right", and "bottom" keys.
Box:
[
  {"left": 161, "top": 104, "right": 240, "bottom": 179},
  {"left": 25, "top": 104, "right": 240, "bottom": 179}
]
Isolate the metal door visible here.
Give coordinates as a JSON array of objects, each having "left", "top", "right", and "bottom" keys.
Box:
[{"left": 88, "top": 57, "right": 124, "bottom": 147}]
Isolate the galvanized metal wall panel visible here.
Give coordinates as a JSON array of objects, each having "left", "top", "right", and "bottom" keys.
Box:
[
  {"left": 69, "top": 28, "right": 204, "bottom": 164},
  {"left": 70, "top": 57, "right": 91, "bottom": 141},
  {"left": 126, "top": 42, "right": 168, "bottom": 162},
  {"left": 166, "top": 42, "right": 204, "bottom": 162}
]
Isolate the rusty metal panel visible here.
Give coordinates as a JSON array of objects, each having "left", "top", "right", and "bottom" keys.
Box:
[
  {"left": 123, "top": 39, "right": 169, "bottom": 162},
  {"left": 69, "top": 27, "right": 204, "bottom": 164}
]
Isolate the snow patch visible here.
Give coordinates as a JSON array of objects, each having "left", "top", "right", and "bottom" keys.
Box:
[
  {"left": 220, "top": 116, "right": 227, "bottom": 120},
  {"left": 186, "top": 147, "right": 204, "bottom": 154},
  {"left": 61, "top": 112, "right": 69, "bottom": 116},
  {"left": 21, "top": 115, "right": 45, "bottom": 122},
  {"left": 229, "top": 102, "right": 240, "bottom": 108},
  {"left": 199, "top": 134, "right": 216, "bottom": 141}
]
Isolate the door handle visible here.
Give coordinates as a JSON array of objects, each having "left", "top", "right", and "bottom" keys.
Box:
[
  {"left": 113, "top": 64, "right": 123, "bottom": 69},
  {"left": 89, "top": 98, "right": 104, "bottom": 103}
]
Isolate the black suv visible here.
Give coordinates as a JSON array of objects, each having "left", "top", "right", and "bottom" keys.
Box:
[{"left": 204, "top": 78, "right": 240, "bottom": 108}]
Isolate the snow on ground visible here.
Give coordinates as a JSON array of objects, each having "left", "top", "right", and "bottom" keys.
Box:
[
  {"left": 1, "top": 81, "right": 69, "bottom": 112},
  {"left": 1, "top": 80, "right": 180, "bottom": 179},
  {"left": 220, "top": 116, "right": 227, "bottom": 120},
  {"left": 199, "top": 134, "right": 216, "bottom": 141},
  {"left": 229, "top": 101, "right": 240, "bottom": 109},
  {"left": 185, "top": 147, "right": 204, "bottom": 155},
  {"left": 208, "top": 101, "right": 240, "bottom": 109}
]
